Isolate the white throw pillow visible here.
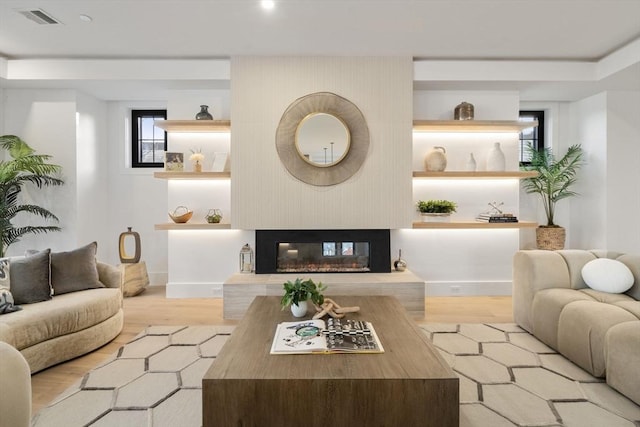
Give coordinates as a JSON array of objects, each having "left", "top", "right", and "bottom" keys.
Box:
[{"left": 581, "top": 258, "right": 634, "bottom": 293}]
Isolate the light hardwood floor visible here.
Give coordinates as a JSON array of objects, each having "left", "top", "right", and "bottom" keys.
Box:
[{"left": 30, "top": 286, "right": 513, "bottom": 414}]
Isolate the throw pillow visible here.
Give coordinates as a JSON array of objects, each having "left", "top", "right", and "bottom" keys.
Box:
[
  {"left": 582, "top": 258, "right": 634, "bottom": 293},
  {"left": 50, "top": 242, "right": 104, "bottom": 295},
  {"left": 0, "top": 257, "right": 10, "bottom": 289},
  {"left": 10, "top": 249, "right": 53, "bottom": 304},
  {"left": 0, "top": 286, "right": 22, "bottom": 314}
]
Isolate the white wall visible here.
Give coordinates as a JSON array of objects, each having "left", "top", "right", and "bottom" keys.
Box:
[{"left": 2, "top": 89, "right": 78, "bottom": 255}]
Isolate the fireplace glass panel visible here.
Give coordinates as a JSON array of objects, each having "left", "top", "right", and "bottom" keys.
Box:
[{"left": 277, "top": 241, "right": 370, "bottom": 273}]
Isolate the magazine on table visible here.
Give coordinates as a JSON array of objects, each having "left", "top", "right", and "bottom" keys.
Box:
[{"left": 270, "top": 318, "right": 384, "bottom": 354}]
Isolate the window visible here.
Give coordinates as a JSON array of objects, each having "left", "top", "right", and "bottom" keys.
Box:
[
  {"left": 519, "top": 110, "right": 544, "bottom": 164},
  {"left": 131, "top": 110, "right": 167, "bottom": 168}
]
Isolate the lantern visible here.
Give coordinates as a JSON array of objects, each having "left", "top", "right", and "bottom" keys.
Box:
[
  {"left": 118, "top": 227, "right": 141, "bottom": 264},
  {"left": 239, "top": 243, "right": 254, "bottom": 274}
]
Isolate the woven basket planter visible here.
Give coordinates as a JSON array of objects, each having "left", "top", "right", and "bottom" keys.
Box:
[{"left": 536, "top": 226, "right": 566, "bottom": 250}]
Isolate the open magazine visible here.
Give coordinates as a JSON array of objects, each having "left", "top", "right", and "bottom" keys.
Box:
[{"left": 270, "top": 318, "right": 384, "bottom": 354}]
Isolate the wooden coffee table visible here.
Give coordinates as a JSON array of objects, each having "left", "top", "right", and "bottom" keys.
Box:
[{"left": 203, "top": 296, "right": 458, "bottom": 427}]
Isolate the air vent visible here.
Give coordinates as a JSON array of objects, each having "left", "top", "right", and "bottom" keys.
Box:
[{"left": 17, "top": 9, "right": 62, "bottom": 25}]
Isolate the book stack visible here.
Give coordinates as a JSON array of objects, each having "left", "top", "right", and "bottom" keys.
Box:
[{"left": 476, "top": 213, "right": 519, "bottom": 223}]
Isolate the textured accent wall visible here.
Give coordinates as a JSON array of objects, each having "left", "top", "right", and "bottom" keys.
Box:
[{"left": 231, "top": 57, "right": 413, "bottom": 229}]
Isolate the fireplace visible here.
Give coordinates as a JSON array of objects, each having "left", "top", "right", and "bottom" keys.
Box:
[{"left": 255, "top": 229, "right": 391, "bottom": 274}]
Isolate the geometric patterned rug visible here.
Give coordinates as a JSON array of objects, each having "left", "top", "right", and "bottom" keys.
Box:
[{"left": 31, "top": 324, "right": 640, "bottom": 427}]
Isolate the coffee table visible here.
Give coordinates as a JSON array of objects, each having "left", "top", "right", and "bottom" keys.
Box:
[{"left": 203, "top": 296, "right": 458, "bottom": 427}]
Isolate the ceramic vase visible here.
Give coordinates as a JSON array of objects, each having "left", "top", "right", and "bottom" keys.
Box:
[
  {"left": 465, "top": 153, "right": 477, "bottom": 171},
  {"left": 194, "top": 161, "right": 202, "bottom": 173},
  {"left": 195, "top": 105, "right": 213, "bottom": 120},
  {"left": 424, "top": 146, "right": 447, "bottom": 171},
  {"left": 487, "top": 142, "right": 506, "bottom": 171},
  {"left": 290, "top": 300, "right": 308, "bottom": 318}
]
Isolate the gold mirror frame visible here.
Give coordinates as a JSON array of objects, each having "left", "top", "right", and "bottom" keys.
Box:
[{"left": 276, "top": 92, "right": 370, "bottom": 186}]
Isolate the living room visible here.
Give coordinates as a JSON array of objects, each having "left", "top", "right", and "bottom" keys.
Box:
[{"left": 1, "top": 1, "right": 639, "bottom": 426}]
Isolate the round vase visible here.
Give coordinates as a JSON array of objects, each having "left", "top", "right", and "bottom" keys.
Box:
[
  {"left": 195, "top": 105, "right": 213, "bottom": 120},
  {"left": 393, "top": 249, "right": 407, "bottom": 272},
  {"left": 290, "top": 301, "right": 308, "bottom": 318},
  {"left": 424, "top": 146, "right": 447, "bottom": 171},
  {"left": 487, "top": 142, "right": 506, "bottom": 171}
]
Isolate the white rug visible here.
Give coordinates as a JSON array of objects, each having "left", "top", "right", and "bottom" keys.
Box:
[{"left": 32, "top": 324, "right": 640, "bottom": 427}]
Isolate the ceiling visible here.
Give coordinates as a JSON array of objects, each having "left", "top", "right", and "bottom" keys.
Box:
[{"left": 1, "top": 0, "right": 639, "bottom": 100}]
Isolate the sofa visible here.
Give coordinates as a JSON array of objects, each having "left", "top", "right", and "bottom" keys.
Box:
[
  {"left": 0, "top": 242, "right": 124, "bottom": 373},
  {"left": 513, "top": 249, "right": 640, "bottom": 405}
]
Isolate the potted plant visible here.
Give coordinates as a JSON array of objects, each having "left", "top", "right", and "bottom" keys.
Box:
[
  {"left": 417, "top": 199, "right": 457, "bottom": 222},
  {"left": 520, "top": 143, "right": 584, "bottom": 250},
  {"left": 281, "top": 278, "right": 326, "bottom": 317},
  {"left": 0, "top": 135, "right": 64, "bottom": 257}
]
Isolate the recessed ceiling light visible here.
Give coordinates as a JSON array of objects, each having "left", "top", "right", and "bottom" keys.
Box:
[
  {"left": 79, "top": 14, "right": 92, "bottom": 22},
  {"left": 261, "top": 0, "right": 275, "bottom": 11}
]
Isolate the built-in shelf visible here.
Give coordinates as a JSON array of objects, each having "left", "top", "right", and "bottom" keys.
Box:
[
  {"left": 412, "top": 120, "right": 538, "bottom": 133},
  {"left": 154, "top": 120, "right": 231, "bottom": 133},
  {"left": 412, "top": 221, "right": 537, "bottom": 229},
  {"left": 153, "top": 171, "right": 231, "bottom": 180},
  {"left": 412, "top": 171, "right": 538, "bottom": 179},
  {"left": 154, "top": 223, "right": 232, "bottom": 230}
]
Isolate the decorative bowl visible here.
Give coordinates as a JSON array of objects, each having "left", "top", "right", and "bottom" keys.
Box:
[{"left": 169, "top": 206, "right": 193, "bottom": 223}]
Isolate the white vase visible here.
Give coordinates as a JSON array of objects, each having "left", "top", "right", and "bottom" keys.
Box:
[
  {"left": 424, "top": 146, "right": 447, "bottom": 171},
  {"left": 290, "top": 300, "right": 308, "bottom": 317},
  {"left": 465, "top": 153, "right": 477, "bottom": 171},
  {"left": 487, "top": 142, "right": 506, "bottom": 171}
]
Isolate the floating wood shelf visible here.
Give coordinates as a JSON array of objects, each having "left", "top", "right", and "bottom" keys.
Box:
[
  {"left": 153, "top": 172, "right": 231, "bottom": 180},
  {"left": 412, "top": 221, "right": 538, "bottom": 229},
  {"left": 412, "top": 171, "right": 538, "bottom": 179},
  {"left": 155, "top": 223, "right": 232, "bottom": 230},
  {"left": 412, "top": 120, "right": 538, "bottom": 133},
  {"left": 153, "top": 120, "right": 231, "bottom": 132}
]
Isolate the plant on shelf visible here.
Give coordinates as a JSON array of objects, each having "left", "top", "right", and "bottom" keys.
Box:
[
  {"left": 281, "top": 278, "right": 326, "bottom": 317},
  {"left": 0, "top": 135, "right": 64, "bottom": 257},
  {"left": 417, "top": 199, "right": 457, "bottom": 214},
  {"left": 520, "top": 143, "right": 584, "bottom": 250}
]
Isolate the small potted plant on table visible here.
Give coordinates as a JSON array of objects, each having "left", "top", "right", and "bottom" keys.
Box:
[
  {"left": 417, "top": 199, "right": 457, "bottom": 222},
  {"left": 281, "top": 278, "right": 326, "bottom": 317}
]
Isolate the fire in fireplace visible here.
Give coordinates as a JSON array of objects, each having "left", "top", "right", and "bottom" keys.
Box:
[{"left": 255, "top": 229, "right": 391, "bottom": 274}]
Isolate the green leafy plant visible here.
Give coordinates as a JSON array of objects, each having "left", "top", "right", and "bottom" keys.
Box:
[
  {"left": 521, "top": 143, "right": 584, "bottom": 227},
  {"left": 281, "top": 278, "right": 326, "bottom": 309},
  {"left": 416, "top": 199, "right": 457, "bottom": 214},
  {"left": 0, "top": 135, "right": 64, "bottom": 257}
]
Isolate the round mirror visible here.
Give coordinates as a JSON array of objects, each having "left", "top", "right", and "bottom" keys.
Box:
[{"left": 295, "top": 113, "right": 350, "bottom": 167}]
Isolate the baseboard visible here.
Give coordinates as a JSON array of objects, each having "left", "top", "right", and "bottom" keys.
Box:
[
  {"left": 426, "top": 281, "right": 512, "bottom": 297},
  {"left": 165, "top": 282, "right": 224, "bottom": 298}
]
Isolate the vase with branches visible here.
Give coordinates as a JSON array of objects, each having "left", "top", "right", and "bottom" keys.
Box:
[{"left": 0, "top": 135, "right": 64, "bottom": 257}]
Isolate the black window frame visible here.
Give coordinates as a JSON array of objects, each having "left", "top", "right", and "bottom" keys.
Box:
[
  {"left": 131, "top": 109, "right": 167, "bottom": 168},
  {"left": 519, "top": 110, "right": 545, "bottom": 165}
]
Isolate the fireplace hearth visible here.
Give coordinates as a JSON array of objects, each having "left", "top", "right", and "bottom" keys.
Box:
[{"left": 255, "top": 229, "right": 391, "bottom": 274}]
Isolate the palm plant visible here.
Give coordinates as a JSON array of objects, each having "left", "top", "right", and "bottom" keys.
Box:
[
  {"left": 0, "top": 135, "right": 64, "bottom": 257},
  {"left": 521, "top": 143, "right": 584, "bottom": 227}
]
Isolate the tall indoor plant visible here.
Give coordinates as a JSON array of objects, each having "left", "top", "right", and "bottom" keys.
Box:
[
  {"left": 521, "top": 143, "right": 584, "bottom": 250},
  {"left": 0, "top": 135, "right": 64, "bottom": 257}
]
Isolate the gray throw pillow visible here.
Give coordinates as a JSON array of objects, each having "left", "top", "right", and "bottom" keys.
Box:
[
  {"left": 50, "top": 242, "right": 104, "bottom": 295},
  {"left": 10, "top": 249, "right": 53, "bottom": 304}
]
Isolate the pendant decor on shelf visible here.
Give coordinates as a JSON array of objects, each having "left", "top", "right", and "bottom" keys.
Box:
[
  {"left": 454, "top": 101, "right": 474, "bottom": 120},
  {"left": 195, "top": 105, "right": 213, "bottom": 120},
  {"left": 424, "top": 146, "right": 447, "bottom": 171},
  {"left": 239, "top": 243, "right": 254, "bottom": 274},
  {"left": 466, "top": 153, "right": 477, "bottom": 171},
  {"left": 487, "top": 142, "right": 506, "bottom": 171},
  {"left": 118, "top": 227, "right": 141, "bottom": 264}
]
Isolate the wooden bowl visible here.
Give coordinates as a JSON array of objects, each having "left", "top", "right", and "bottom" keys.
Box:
[{"left": 169, "top": 206, "right": 193, "bottom": 223}]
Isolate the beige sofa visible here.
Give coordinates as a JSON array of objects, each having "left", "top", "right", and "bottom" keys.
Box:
[
  {"left": 0, "top": 261, "right": 123, "bottom": 373},
  {"left": 513, "top": 249, "right": 640, "bottom": 405}
]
